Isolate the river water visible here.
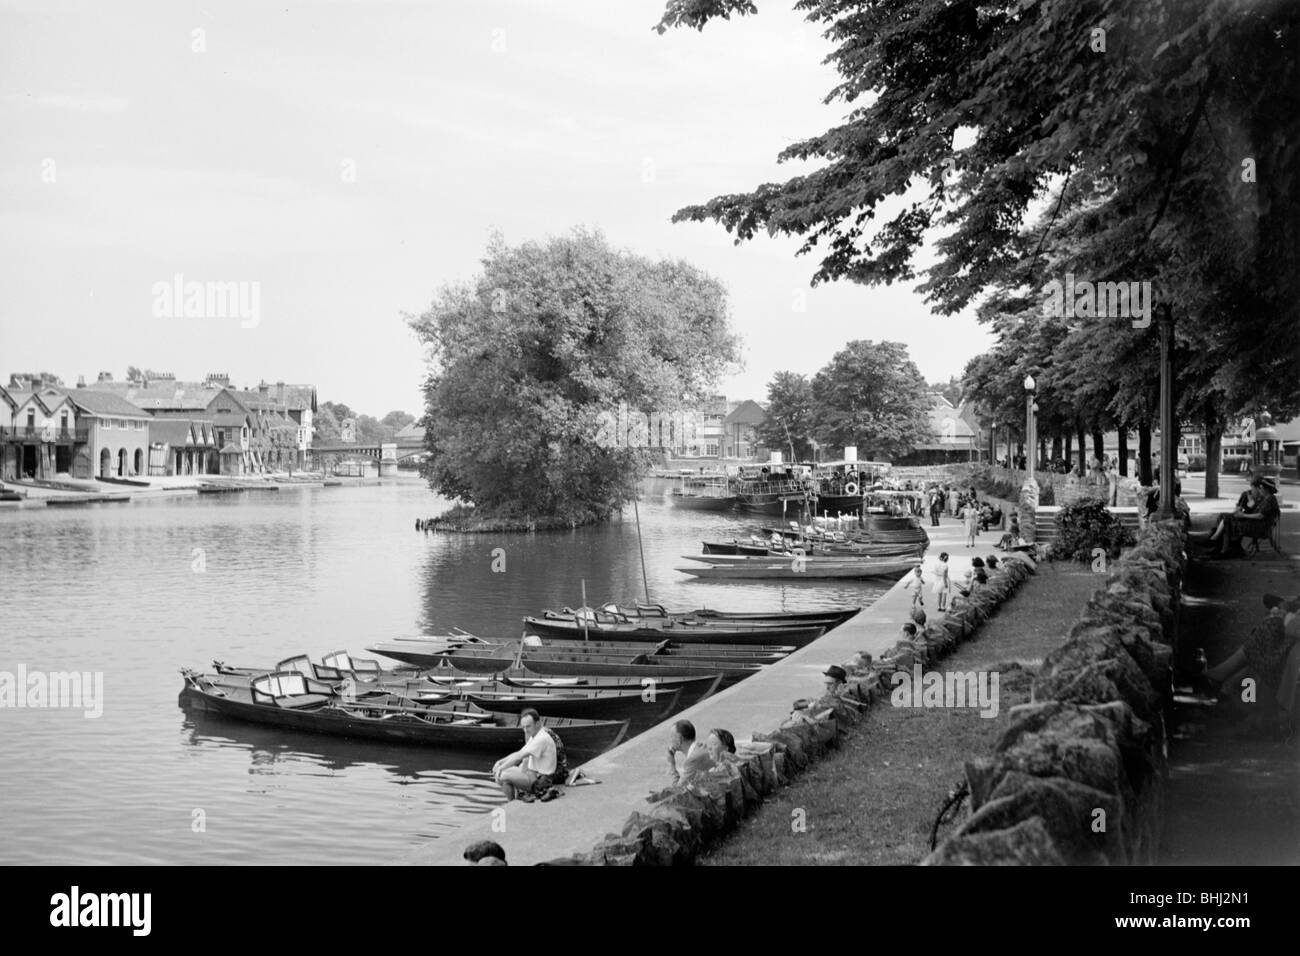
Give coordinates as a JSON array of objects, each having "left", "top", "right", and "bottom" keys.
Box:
[{"left": 0, "top": 477, "right": 889, "bottom": 864}]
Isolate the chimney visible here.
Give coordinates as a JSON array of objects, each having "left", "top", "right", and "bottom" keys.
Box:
[
  {"left": 258, "top": 381, "right": 270, "bottom": 399},
  {"left": 77, "top": 375, "right": 86, "bottom": 388},
  {"left": 276, "top": 381, "right": 286, "bottom": 405}
]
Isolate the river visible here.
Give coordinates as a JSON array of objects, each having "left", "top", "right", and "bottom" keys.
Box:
[{"left": 0, "top": 477, "right": 890, "bottom": 864}]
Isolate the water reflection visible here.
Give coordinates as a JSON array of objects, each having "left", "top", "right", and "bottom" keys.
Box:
[{"left": 0, "top": 478, "right": 892, "bottom": 864}]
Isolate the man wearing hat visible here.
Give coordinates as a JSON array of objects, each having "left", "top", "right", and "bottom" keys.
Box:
[
  {"left": 823, "top": 664, "right": 849, "bottom": 697},
  {"left": 792, "top": 664, "right": 863, "bottom": 716}
]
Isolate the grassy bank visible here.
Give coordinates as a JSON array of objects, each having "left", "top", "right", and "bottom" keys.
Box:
[{"left": 699, "top": 564, "right": 1099, "bottom": 866}]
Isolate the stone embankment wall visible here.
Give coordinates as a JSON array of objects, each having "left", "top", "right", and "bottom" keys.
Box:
[
  {"left": 924, "top": 519, "right": 1185, "bottom": 865},
  {"left": 538, "top": 555, "right": 1040, "bottom": 865}
]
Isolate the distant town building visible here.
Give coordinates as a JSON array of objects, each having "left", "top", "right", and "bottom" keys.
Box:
[
  {"left": 722, "top": 399, "right": 767, "bottom": 460},
  {"left": 0, "top": 382, "right": 83, "bottom": 480},
  {"left": 895, "top": 394, "right": 980, "bottom": 464},
  {"left": 65, "top": 389, "right": 153, "bottom": 479}
]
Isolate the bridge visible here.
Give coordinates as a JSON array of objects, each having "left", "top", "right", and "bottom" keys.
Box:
[{"left": 310, "top": 437, "right": 427, "bottom": 475}]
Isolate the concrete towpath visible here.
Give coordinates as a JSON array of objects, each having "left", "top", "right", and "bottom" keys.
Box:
[{"left": 409, "top": 513, "right": 996, "bottom": 866}]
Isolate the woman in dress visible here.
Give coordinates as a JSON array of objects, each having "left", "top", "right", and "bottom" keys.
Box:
[
  {"left": 933, "top": 551, "right": 951, "bottom": 612},
  {"left": 963, "top": 501, "right": 979, "bottom": 547}
]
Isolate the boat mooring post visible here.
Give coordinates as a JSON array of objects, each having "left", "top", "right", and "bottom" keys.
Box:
[{"left": 633, "top": 496, "right": 650, "bottom": 604}]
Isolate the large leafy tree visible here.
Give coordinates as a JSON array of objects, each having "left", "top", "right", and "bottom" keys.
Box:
[
  {"left": 810, "top": 340, "right": 932, "bottom": 459},
  {"left": 657, "top": 0, "right": 1300, "bottom": 478},
  {"left": 755, "top": 371, "right": 816, "bottom": 461},
  {"left": 408, "top": 228, "right": 741, "bottom": 520}
]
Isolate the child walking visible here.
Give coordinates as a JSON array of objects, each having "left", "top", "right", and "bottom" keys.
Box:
[{"left": 904, "top": 564, "right": 926, "bottom": 610}]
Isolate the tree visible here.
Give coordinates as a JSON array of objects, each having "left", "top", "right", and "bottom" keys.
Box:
[
  {"left": 381, "top": 410, "right": 415, "bottom": 433},
  {"left": 755, "top": 372, "right": 816, "bottom": 462},
  {"left": 313, "top": 404, "right": 340, "bottom": 442},
  {"left": 657, "top": 0, "right": 1300, "bottom": 436},
  {"left": 810, "top": 341, "right": 932, "bottom": 460},
  {"left": 407, "top": 228, "right": 741, "bottom": 521}
]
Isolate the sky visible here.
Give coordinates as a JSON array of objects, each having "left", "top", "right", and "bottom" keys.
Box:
[{"left": 0, "top": 0, "right": 994, "bottom": 417}]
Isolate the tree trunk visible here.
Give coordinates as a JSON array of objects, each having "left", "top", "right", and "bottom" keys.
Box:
[
  {"left": 1062, "top": 432, "right": 1072, "bottom": 470},
  {"left": 1039, "top": 437, "right": 1047, "bottom": 470},
  {"left": 1075, "top": 422, "right": 1087, "bottom": 473},
  {"left": 1204, "top": 423, "right": 1222, "bottom": 499},
  {"left": 1118, "top": 428, "right": 1129, "bottom": 476},
  {"left": 1138, "top": 421, "right": 1152, "bottom": 484},
  {"left": 1092, "top": 427, "right": 1105, "bottom": 461}
]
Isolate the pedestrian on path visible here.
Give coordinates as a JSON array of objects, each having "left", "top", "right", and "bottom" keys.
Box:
[
  {"left": 904, "top": 564, "right": 926, "bottom": 609},
  {"left": 962, "top": 502, "right": 979, "bottom": 547},
  {"left": 933, "top": 552, "right": 950, "bottom": 612}
]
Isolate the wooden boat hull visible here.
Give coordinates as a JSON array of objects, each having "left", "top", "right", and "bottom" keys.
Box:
[
  {"left": 612, "top": 605, "right": 861, "bottom": 630},
  {"left": 676, "top": 559, "right": 919, "bottom": 580},
  {"left": 815, "top": 494, "right": 865, "bottom": 514},
  {"left": 682, "top": 552, "right": 919, "bottom": 566},
  {"left": 499, "top": 674, "right": 724, "bottom": 710},
  {"left": 463, "top": 685, "right": 683, "bottom": 732},
  {"left": 736, "top": 497, "right": 806, "bottom": 516},
  {"left": 668, "top": 493, "right": 737, "bottom": 511},
  {"left": 177, "top": 681, "right": 629, "bottom": 757},
  {"left": 701, "top": 541, "right": 772, "bottom": 555},
  {"left": 522, "top": 616, "right": 824, "bottom": 646},
  {"left": 410, "top": 638, "right": 792, "bottom": 671},
  {"left": 521, "top": 656, "right": 759, "bottom": 687}
]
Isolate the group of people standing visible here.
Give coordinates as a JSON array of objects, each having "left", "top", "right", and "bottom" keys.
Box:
[{"left": 922, "top": 483, "right": 1005, "bottom": 547}]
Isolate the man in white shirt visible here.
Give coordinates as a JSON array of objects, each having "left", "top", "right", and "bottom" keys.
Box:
[
  {"left": 666, "top": 719, "right": 714, "bottom": 786},
  {"left": 493, "top": 708, "right": 557, "bottom": 801}
]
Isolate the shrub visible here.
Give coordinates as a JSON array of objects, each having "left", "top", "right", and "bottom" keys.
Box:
[
  {"left": 1187, "top": 454, "right": 1206, "bottom": 472},
  {"left": 1051, "top": 497, "right": 1135, "bottom": 562},
  {"left": 1038, "top": 481, "right": 1055, "bottom": 505}
]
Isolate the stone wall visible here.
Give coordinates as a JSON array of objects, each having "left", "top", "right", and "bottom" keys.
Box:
[
  {"left": 551, "top": 555, "right": 1040, "bottom": 866},
  {"left": 924, "top": 519, "right": 1186, "bottom": 865}
]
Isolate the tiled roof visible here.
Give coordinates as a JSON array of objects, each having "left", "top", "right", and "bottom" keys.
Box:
[
  {"left": 86, "top": 381, "right": 220, "bottom": 411},
  {"left": 66, "top": 389, "right": 151, "bottom": 418},
  {"left": 210, "top": 410, "right": 250, "bottom": 427},
  {"left": 148, "top": 420, "right": 196, "bottom": 446},
  {"left": 929, "top": 394, "right": 976, "bottom": 441},
  {"left": 395, "top": 421, "right": 424, "bottom": 439},
  {"left": 723, "top": 400, "right": 766, "bottom": 426}
]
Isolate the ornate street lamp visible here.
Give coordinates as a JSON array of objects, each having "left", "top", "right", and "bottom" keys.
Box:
[{"left": 1023, "top": 374, "right": 1036, "bottom": 484}]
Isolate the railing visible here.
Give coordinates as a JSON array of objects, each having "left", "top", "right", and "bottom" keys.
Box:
[{"left": 0, "top": 426, "right": 90, "bottom": 442}]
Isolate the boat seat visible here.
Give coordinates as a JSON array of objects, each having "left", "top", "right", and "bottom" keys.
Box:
[{"left": 274, "top": 693, "right": 332, "bottom": 709}]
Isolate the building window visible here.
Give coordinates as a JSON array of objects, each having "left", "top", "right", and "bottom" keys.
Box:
[{"left": 27, "top": 409, "right": 36, "bottom": 428}]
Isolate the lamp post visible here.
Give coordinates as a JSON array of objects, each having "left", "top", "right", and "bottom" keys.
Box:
[
  {"left": 1156, "top": 304, "right": 1174, "bottom": 518},
  {"left": 1024, "top": 374, "right": 1037, "bottom": 484},
  {"left": 1019, "top": 375, "right": 1039, "bottom": 545}
]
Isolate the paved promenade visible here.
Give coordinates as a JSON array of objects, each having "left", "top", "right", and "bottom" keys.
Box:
[{"left": 411, "top": 515, "right": 991, "bottom": 866}]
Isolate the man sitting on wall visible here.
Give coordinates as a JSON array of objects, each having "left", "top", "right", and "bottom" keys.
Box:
[{"left": 492, "top": 708, "right": 557, "bottom": 802}]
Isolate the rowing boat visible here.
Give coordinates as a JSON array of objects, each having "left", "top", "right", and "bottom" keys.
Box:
[
  {"left": 178, "top": 670, "right": 630, "bottom": 757},
  {"left": 602, "top": 604, "right": 861, "bottom": 629},
  {"left": 522, "top": 614, "right": 825, "bottom": 645},
  {"left": 375, "top": 638, "right": 793, "bottom": 672},
  {"left": 519, "top": 654, "right": 761, "bottom": 686},
  {"left": 675, "top": 558, "right": 920, "bottom": 580}
]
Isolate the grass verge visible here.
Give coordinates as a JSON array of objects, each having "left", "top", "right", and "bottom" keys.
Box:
[{"left": 699, "top": 563, "right": 1100, "bottom": 865}]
